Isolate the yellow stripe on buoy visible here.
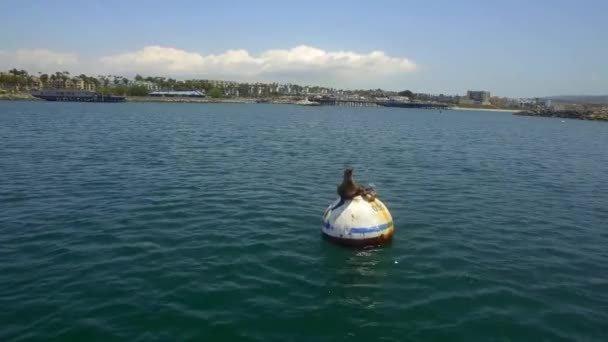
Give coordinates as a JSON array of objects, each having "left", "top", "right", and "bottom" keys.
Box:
[{"left": 374, "top": 200, "right": 392, "bottom": 226}]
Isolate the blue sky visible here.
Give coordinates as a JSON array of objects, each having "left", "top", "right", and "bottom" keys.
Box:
[{"left": 1, "top": 0, "right": 606, "bottom": 97}]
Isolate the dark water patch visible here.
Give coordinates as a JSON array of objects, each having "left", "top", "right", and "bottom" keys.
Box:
[{"left": 1, "top": 102, "right": 607, "bottom": 341}]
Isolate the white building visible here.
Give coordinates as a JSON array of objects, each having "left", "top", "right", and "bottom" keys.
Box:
[{"left": 134, "top": 81, "right": 159, "bottom": 91}]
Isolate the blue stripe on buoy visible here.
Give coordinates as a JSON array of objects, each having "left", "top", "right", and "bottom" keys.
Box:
[
  {"left": 323, "top": 221, "right": 393, "bottom": 234},
  {"left": 350, "top": 222, "right": 393, "bottom": 234}
]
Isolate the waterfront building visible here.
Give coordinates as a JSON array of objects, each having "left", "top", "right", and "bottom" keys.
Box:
[
  {"left": 224, "top": 87, "right": 239, "bottom": 97},
  {"left": 466, "top": 90, "right": 491, "bottom": 104},
  {"left": 518, "top": 97, "right": 552, "bottom": 109},
  {"left": 543, "top": 99, "right": 552, "bottom": 108},
  {"left": 46, "top": 77, "right": 95, "bottom": 91},
  {"left": 149, "top": 90, "right": 206, "bottom": 97},
  {"left": 84, "top": 82, "right": 96, "bottom": 91},
  {"left": 30, "top": 76, "right": 42, "bottom": 89},
  {"left": 134, "top": 81, "right": 159, "bottom": 91},
  {"left": 49, "top": 79, "right": 64, "bottom": 89},
  {"left": 73, "top": 78, "right": 85, "bottom": 90},
  {"left": 205, "top": 79, "right": 238, "bottom": 88}
]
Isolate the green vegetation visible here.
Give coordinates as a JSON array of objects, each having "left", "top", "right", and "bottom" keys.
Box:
[
  {"left": 208, "top": 87, "right": 224, "bottom": 98},
  {"left": 98, "top": 84, "right": 150, "bottom": 96},
  {"left": 2, "top": 68, "right": 397, "bottom": 100},
  {"left": 0, "top": 69, "right": 31, "bottom": 90},
  {"left": 398, "top": 90, "right": 414, "bottom": 98}
]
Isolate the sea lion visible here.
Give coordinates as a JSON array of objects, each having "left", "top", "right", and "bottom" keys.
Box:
[{"left": 337, "top": 168, "right": 376, "bottom": 202}]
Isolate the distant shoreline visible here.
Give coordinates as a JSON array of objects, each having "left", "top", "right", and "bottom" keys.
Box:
[
  {"left": 0, "top": 94, "right": 540, "bottom": 114},
  {"left": 451, "top": 106, "right": 521, "bottom": 113},
  {"left": 0, "top": 93, "right": 300, "bottom": 105}
]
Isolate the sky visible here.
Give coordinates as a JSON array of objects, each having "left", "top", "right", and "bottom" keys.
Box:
[{"left": 0, "top": 0, "right": 606, "bottom": 97}]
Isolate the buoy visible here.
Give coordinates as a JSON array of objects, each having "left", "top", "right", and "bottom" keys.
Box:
[{"left": 322, "top": 195, "right": 394, "bottom": 246}]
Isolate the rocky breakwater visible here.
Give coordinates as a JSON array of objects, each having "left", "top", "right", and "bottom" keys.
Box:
[
  {"left": 515, "top": 108, "right": 608, "bottom": 122},
  {"left": 0, "top": 91, "right": 39, "bottom": 101}
]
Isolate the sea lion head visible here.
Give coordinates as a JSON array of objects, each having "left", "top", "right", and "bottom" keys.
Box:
[{"left": 343, "top": 167, "right": 354, "bottom": 178}]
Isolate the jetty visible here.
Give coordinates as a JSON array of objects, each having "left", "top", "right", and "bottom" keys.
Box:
[
  {"left": 308, "top": 96, "right": 449, "bottom": 109},
  {"left": 309, "top": 97, "right": 378, "bottom": 107},
  {"left": 379, "top": 100, "right": 450, "bottom": 109},
  {"left": 514, "top": 109, "right": 608, "bottom": 122},
  {"left": 32, "top": 90, "right": 125, "bottom": 102}
]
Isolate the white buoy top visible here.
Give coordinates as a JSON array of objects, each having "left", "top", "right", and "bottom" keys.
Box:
[{"left": 322, "top": 196, "right": 394, "bottom": 245}]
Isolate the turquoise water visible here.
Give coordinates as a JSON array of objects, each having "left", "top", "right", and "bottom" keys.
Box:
[{"left": 1, "top": 102, "right": 607, "bottom": 341}]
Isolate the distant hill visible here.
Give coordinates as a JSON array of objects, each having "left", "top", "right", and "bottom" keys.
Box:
[{"left": 546, "top": 95, "right": 608, "bottom": 105}]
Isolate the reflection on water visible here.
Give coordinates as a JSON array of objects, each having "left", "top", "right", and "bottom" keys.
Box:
[{"left": 322, "top": 245, "right": 393, "bottom": 310}]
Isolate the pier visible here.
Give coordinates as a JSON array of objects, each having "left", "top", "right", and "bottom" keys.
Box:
[
  {"left": 308, "top": 96, "right": 450, "bottom": 109},
  {"left": 380, "top": 101, "right": 450, "bottom": 110},
  {"left": 308, "top": 97, "right": 379, "bottom": 107}
]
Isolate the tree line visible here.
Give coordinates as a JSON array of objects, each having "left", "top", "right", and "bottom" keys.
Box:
[{"left": 2, "top": 68, "right": 416, "bottom": 99}]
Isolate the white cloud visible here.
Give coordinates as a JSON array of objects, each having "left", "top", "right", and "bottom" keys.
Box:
[
  {"left": 0, "top": 49, "right": 79, "bottom": 70},
  {"left": 0, "top": 45, "right": 417, "bottom": 88},
  {"left": 99, "top": 45, "right": 416, "bottom": 87}
]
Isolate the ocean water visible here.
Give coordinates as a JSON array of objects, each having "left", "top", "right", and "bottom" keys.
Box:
[{"left": 1, "top": 101, "right": 607, "bottom": 341}]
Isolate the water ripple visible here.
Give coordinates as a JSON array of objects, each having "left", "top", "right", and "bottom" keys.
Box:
[{"left": 1, "top": 103, "right": 607, "bottom": 341}]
